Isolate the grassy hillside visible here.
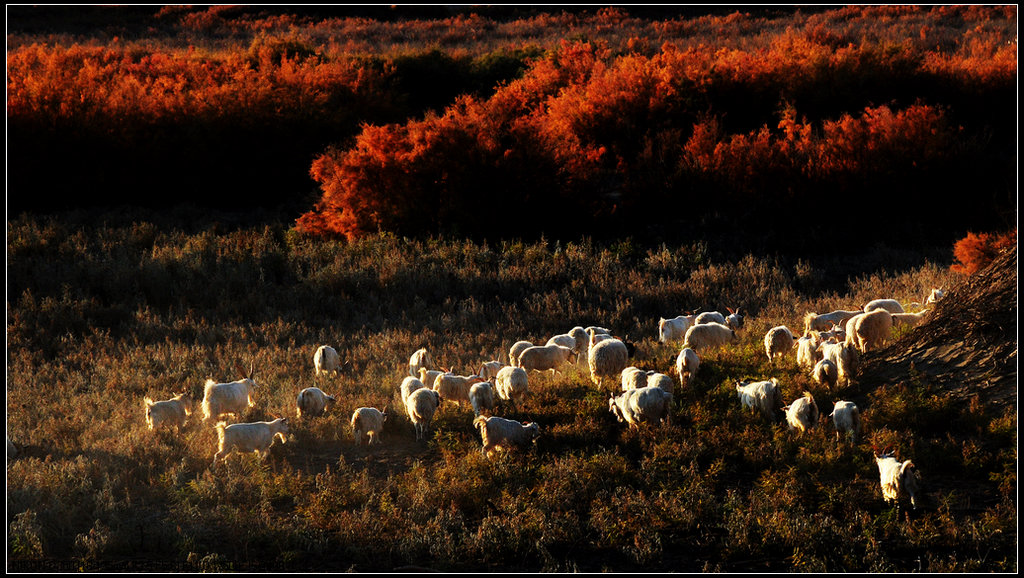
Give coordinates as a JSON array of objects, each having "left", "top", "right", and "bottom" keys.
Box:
[{"left": 6, "top": 211, "right": 1015, "bottom": 572}]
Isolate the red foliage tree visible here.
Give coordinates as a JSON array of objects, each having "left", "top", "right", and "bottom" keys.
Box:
[{"left": 951, "top": 229, "right": 1018, "bottom": 275}]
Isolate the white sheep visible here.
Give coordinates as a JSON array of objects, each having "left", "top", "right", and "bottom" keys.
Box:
[
  {"left": 695, "top": 310, "right": 727, "bottom": 325},
  {"left": 495, "top": 366, "right": 529, "bottom": 411},
  {"left": 783, "top": 391, "right": 820, "bottom": 433},
  {"left": 400, "top": 376, "right": 427, "bottom": 406},
  {"left": 818, "top": 338, "right": 858, "bottom": 386},
  {"left": 846, "top": 309, "right": 893, "bottom": 353},
  {"left": 588, "top": 337, "right": 629, "bottom": 389},
  {"left": 585, "top": 326, "right": 611, "bottom": 335},
  {"left": 645, "top": 371, "right": 675, "bottom": 395},
  {"left": 764, "top": 325, "right": 797, "bottom": 365},
  {"left": 796, "top": 332, "right": 822, "bottom": 370},
  {"left": 863, "top": 298, "right": 905, "bottom": 314},
  {"left": 201, "top": 362, "right": 257, "bottom": 422},
  {"left": 620, "top": 366, "right": 648, "bottom": 391},
  {"left": 608, "top": 385, "right": 673, "bottom": 429},
  {"left": 546, "top": 333, "right": 578, "bottom": 352},
  {"left": 891, "top": 310, "right": 930, "bottom": 329},
  {"left": 675, "top": 347, "right": 700, "bottom": 388},
  {"left": 296, "top": 386, "right": 337, "bottom": 418},
  {"left": 406, "top": 387, "right": 441, "bottom": 441},
  {"left": 408, "top": 347, "right": 433, "bottom": 377},
  {"left": 925, "top": 288, "right": 945, "bottom": 306},
  {"left": 518, "top": 344, "right": 576, "bottom": 377},
  {"left": 433, "top": 372, "right": 485, "bottom": 409},
  {"left": 812, "top": 358, "right": 839, "bottom": 389},
  {"left": 478, "top": 360, "right": 506, "bottom": 382},
  {"left": 875, "top": 448, "right": 923, "bottom": 510},
  {"left": 735, "top": 379, "right": 782, "bottom": 421},
  {"left": 828, "top": 400, "right": 861, "bottom": 442},
  {"left": 351, "top": 406, "right": 388, "bottom": 445},
  {"left": 682, "top": 321, "right": 738, "bottom": 354},
  {"left": 469, "top": 381, "right": 496, "bottom": 417},
  {"left": 212, "top": 418, "right": 289, "bottom": 465},
  {"left": 473, "top": 415, "right": 540, "bottom": 458},
  {"left": 509, "top": 340, "right": 534, "bottom": 367},
  {"left": 418, "top": 367, "right": 445, "bottom": 394},
  {"left": 144, "top": 393, "right": 193, "bottom": 431},
  {"left": 313, "top": 345, "right": 341, "bottom": 376},
  {"left": 568, "top": 326, "right": 591, "bottom": 366},
  {"left": 803, "top": 309, "right": 862, "bottom": 334},
  {"left": 658, "top": 315, "right": 694, "bottom": 344}
]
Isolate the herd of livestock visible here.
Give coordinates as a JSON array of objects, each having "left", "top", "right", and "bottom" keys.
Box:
[{"left": 135, "top": 288, "right": 946, "bottom": 512}]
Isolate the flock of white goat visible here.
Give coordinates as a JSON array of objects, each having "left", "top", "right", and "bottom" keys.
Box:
[{"left": 139, "top": 287, "right": 945, "bottom": 512}]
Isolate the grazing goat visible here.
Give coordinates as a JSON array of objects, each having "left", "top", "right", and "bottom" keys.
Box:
[
  {"left": 144, "top": 393, "right": 193, "bottom": 431},
  {"left": 683, "top": 322, "right": 738, "bottom": 354},
  {"left": 891, "top": 310, "right": 930, "bottom": 329},
  {"left": 351, "top": 406, "right": 388, "bottom": 445},
  {"left": 658, "top": 315, "right": 694, "bottom": 344},
  {"left": 469, "top": 381, "right": 496, "bottom": 417},
  {"left": 863, "top": 298, "right": 905, "bottom": 314},
  {"left": 518, "top": 344, "right": 576, "bottom": 378},
  {"left": 828, "top": 401, "right": 861, "bottom": 442},
  {"left": 784, "top": 392, "right": 820, "bottom": 433},
  {"left": 764, "top": 325, "right": 797, "bottom": 365},
  {"left": 213, "top": 418, "right": 289, "bottom": 465},
  {"left": 313, "top": 345, "right": 341, "bottom": 376},
  {"left": 818, "top": 338, "right": 858, "bottom": 386},
  {"left": 646, "top": 371, "right": 675, "bottom": 395},
  {"left": 608, "top": 386, "right": 673, "bottom": 429},
  {"left": 202, "top": 362, "right": 257, "bottom": 422},
  {"left": 400, "top": 376, "right": 427, "bottom": 406},
  {"left": 846, "top": 309, "right": 893, "bottom": 353},
  {"left": 509, "top": 340, "right": 534, "bottom": 367},
  {"left": 296, "top": 387, "right": 336, "bottom": 418},
  {"left": 474, "top": 416, "right": 540, "bottom": 458},
  {"left": 433, "top": 372, "right": 485, "bottom": 409},
  {"left": 418, "top": 368, "right": 445, "bottom": 394},
  {"left": 408, "top": 348, "right": 433, "bottom": 378},
  {"left": 796, "top": 332, "right": 822, "bottom": 370},
  {"left": 406, "top": 388, "right": 441, "bottom": 442},
  {"left": 735, "top": 379, "right": 782, "bottom": 422},
  {"left": 478, "top": 360, "right": 506, "bottom": 382},
  {"left": 675, "top": 347, "right": 700, "bottom": 388},
  {"left": 495, "top": 366, "right": 529, "bottom": 411},
  {"left": 588, "top": 337, "right": 629, "bottom": 389},
  {"left": 812, "top": 358, "right": 839, "bottom": 389},
  {"left": 546, "top": 333, "right": 578, "bottom": 353},
  {"left": 875, "top": 448, "right": 922, "bottom": 510},
  {"left": 620, "top": 366, "right": 648, "bottom": 391},
  {"left": 803, "top": 310, "right": 861, "bottom": 334}
]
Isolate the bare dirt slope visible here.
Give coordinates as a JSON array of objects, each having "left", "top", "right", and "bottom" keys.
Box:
[{"left": 857, "top": 245, "right": 1017, "bottom": 409}]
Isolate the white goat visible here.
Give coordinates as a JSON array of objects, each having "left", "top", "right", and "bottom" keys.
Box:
[
  {"left": 469, "top": 381, "right": 496, "bottom": 417},
  {"left": 478, "top": 360, "right": 506, "bottom": 382},
  {"left": 296, "top": 387, "right": 337, "bottom": 419},
  {"left": 509, "top": 340, "right": 534, "bottom": 367},
  {"left": 735, "top": 379, "right": 782, "bottom": 421},
  {"left": 408, "top": 348, "right": 433, "bottom": 378},
  {"left": 646, "top": 371, "right": 675, "bottom": 395},
  {"left": 351, "top": 406, "right": 388, "bottom": 445},
  {"left": 803, "top": 310, "right": 862, "bottom": 334},
  {"left": 495, "top": 366, "right": 529, "bottom": 411},
  {"left": 764, "top": 325, "right": 797, "bottom": 365},
  {"left": 620, "top": 366, "right": 648, "bottom": 391},
  {"left": 891, "top": 310, "right": 930, "bottom": 329},
  {"left": 812, "top": 358, "right": 839, "bottom": 389},
  {"left": 201, "top": 362, "right": 257, "bottom": 422},
  {"left": 608, "top": 386, "right": 673, "bottom": 429},
  {"left": 925, "top": 288, "right": 945, "bottom": 306},
  {"left": 546, "top": 333, "right": 578, "bottom": 352},
  {"left": 400, "top": 376, "right": 427, "bottom": 406},
  {"left": 213, "top": 418, "right": 289, "bottom": 465},
  {"left": 588, "top": 337, "right": 629, "bottom": 389},
  {"left": 796, "top": 332, "right": 822, "bottom": 370},
  {"left": 783, "top": 391, "right": 820, "bottom": 433},
  {"left": 473, "top": 415, "right": 540, "bottom": 458},
  {"left": 313, "top": 345, "right": 341, "bottom": 376},
  {"left": 875, "top": 448, "right": 923, "bottom": 510},
  {"left": 818, "top": 338, "right": 858, "bottom": 386},
  {"left": 863, "top": 298, "right": 905, "bottom": 314},
  {"left": 658, "top": 315, "right": 694, "bottom": 344},
  {"left": 418, "top": 367, "right": 445, "bottom": 394},
  {"left": 683, "top": 322, "right": 738, "bottom": 353},
  {"left": 846, "top": 309, "right": 893, "bottom": 353},
  {"left": 675, "top": 347, "right": 700, "bottom": 388},
  {"left": 518, "top": 344, "right": 576, "bottom": 377},
  {"left": 828, "top": 400, "right": 861, "bottom": 442},
  {"left": 144, "top": 393, "right": 193, "bottom": 431},
  {"left": 433, "top": 372, "right": 484, "bottom": 409},
  {"left": 406, "top": 387, "right": 441, "bottom": 441}
]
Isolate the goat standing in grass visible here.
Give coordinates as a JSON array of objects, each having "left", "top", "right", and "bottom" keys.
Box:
[
  {"left": 875, "top": 446, "right": 922, "bottom": 510},
  {"left": 213, "top": 417, "right": 289, "bottom": 465}
]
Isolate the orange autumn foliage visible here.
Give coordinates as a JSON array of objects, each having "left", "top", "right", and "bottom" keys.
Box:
[{"left": 951, "top": 230, "right": 1018, "bottom": 275}]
